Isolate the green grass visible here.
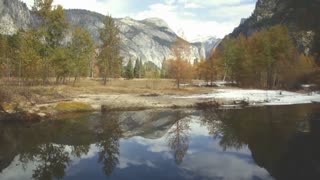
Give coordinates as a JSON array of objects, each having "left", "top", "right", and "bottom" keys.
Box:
[{"left": 55, "top": 102, "right": 94, "bottom": 112}]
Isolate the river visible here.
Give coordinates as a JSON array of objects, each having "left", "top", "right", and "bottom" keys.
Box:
[{"left": 1, "top": 104, "right": 320, "bottom": 180}]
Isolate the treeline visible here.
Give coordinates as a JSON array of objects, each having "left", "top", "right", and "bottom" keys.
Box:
[
  {"left": 0, "top": 0, "right": 123, "bottom": 86},
  {"left": 1, "top": 1, "right": 317, "bottom": 90},
  {"left": 0, "top": 0, "right": 187, "bottom": 87},
  {"left": 123, "top": 58, "right": 167, "bottom": 80},
  {"left": 129, "top": 26, "right": 319, "bottom": 90},
  {"left": 200, "top": 25, "right": 318, "bottom": 89}
]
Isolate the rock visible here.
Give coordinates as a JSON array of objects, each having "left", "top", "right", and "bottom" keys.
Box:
[
  {"left": 65, "top": 10, "right": 211, "bottom": 66},
  {"left": 27, "top": 110, "right": 34, "bottom": 114},
  {"left": 37, "top": 113, "right": 46, "bottom": 118},
  {"left": 0, "top": 0, "right": 32, "bottom": 35},
  {"left": 191, "top": 36, "right": 222, "bottom": 58}
]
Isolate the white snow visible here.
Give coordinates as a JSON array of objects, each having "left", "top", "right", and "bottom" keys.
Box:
[
  {"left": 194, "top": 81, "right": 234, "bottom": 87},
  {"left": 173, "top": 89, "right": 320, "bottom": 106}
]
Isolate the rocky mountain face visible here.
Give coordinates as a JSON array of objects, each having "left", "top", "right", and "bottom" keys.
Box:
[
  {"left": 191, "top": 36, "right": 221, "bottom": 59},
  {"left": 0, "top": 0, "right": 32, "bottom": 35},
  {"left": 0, "top": 0, "right": 218, "bottom": 67},
  {"left": 229, "top": 0, "right": 320, "bottom": 61},
  {"left": 65, "top": 9, "right": 205, "bottom": 67}
]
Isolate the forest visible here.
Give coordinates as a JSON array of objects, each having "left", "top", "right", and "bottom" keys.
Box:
[
  {"left": 0, "top": 1, "right": 319, "bottom": 91},
  {"left": 195, "top": 25, "right": 319, "bottom": 89}
]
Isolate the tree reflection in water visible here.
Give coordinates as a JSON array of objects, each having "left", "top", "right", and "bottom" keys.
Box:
[
  {"left": 166, "top": 111, "right": 191, "bottom": 165},
  {"left": 1, "top": 106, "right": 320, "bottom": 179},
  {"left": 96, "top": 112, "right": 122, "bottom": 176},
  {"left": 31, "top": 144, "right": 70, "bottom": 180},
  {"left": 200, "top": 105, "right": 320, "bottom": 180},
  {"left": 200, "top": 108, "right": 245, "bottom": 150},
  {"left": 0, "top": 112, "right": 123, "bottom": 179}
]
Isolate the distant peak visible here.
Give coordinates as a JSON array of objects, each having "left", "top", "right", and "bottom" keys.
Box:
[
  {"left": 191, "top": 35, "right": 218, "bottom": 43},
  {"left": 142, "top": 17, "right": 169, "bottom": 28},
  {"left": 124, "top": 16, "right": 133, "bottom": 20}
]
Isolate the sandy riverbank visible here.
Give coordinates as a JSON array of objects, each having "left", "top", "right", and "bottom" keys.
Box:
[{"left": 1, "top": 79, "right": 319, "bottom": 120}]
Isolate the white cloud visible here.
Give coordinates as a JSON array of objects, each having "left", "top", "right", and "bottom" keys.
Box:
[
  {"left": 184, "top": 3, "right": 203, "bottom": 9},
  {"left": 20, "top": 0, "right": 33, "bottom": 7},
  {"left": 20, "top": 0, "right": 257, "bottom": 40},
  {"left": 134, "top": 2, "right": 237, "bottom": 40},
  {"left": 180, "top": 152, "right": 272, "bottom": 179},
  {"left": 179, "top": 0, "right": 242, "bottom": 7},
  {"left": 210, "top": 4, "right": 256, "bottom": 20},
  {"left": 21, "top": 0, "right": 131, "bottom": 16}
]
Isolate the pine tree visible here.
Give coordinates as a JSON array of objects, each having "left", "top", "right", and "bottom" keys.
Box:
[
  {"left": 139, "top": 59, "right": 145, "bottom": 78},
  {"left": 134, "top": 58, "right": 140, "bottom": 78},
  {"left": 97, "top": 15, "right": 121, "bottom": 85},
  {"left": 125, "top": 59, "right": 134, "bottom": 79},
  {"left": 160, "top": 59, "right": 168, "bottom": 79},
  {"left": 0, "top": 35, "right": 5, "bottom": 77},
  {"left": 69, "top": 26, "right": 94, "bottom": 86},
  {"left": 18, "top": 30, "right": 42, "bottom": 84},
  {"left": 32, "top": 1, "right": 69, "bottom": 84}
]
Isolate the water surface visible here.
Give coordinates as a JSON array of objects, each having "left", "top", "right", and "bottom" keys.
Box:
[{"left": 1, "top": 105, "right": 320, "bottom": 180}]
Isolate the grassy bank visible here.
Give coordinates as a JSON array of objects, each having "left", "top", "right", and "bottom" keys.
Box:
[{"left": 0, "top": 78, "right": 213, "bottom": 119}]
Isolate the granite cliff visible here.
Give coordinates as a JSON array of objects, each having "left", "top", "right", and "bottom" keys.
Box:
[
  {"left": 0, "top": 0, "right": 221, "bottom": 67},
  {"left": 229, "top": 0, "right": 320, "bottom": 61}
]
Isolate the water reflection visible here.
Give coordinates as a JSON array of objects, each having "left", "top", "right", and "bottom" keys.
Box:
[
  {"left": 31, "top": 144, "right": 70, "bottom": 180},
  {"left": 166, "top": 112, "right": 191, "bottom": 165},
  {"left": 200, "top": 105, "right": 320, "bottom": 179},
  {"left": 0, "top": 105, "right": 319, "bottom": 179},
  {"left": 96, "top": 112, "right": 122, "bottom": 176}
]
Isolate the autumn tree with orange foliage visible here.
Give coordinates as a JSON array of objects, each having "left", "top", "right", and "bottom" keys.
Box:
[
  {"left": 168, "top": 38, "right": 194, "bottom": 88},
  {"left": 216, "top": 25, "right": 316, "bottom": 89}
]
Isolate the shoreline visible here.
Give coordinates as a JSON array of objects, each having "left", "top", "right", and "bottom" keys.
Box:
[{"left": 1, "top": 88, "right": 320, "bottom": 121}]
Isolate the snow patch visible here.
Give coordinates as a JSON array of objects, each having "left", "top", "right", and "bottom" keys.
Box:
[{"left": 174, "top": 89, "right": 320, "bottom": 106}]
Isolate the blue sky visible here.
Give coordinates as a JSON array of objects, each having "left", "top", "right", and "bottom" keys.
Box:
[{"left": 21, "top": 0, "right": 257, "bottom": 40}]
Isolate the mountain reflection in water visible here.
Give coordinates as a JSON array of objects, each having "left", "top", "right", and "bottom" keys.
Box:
[{"left": 0, "top": 105, "right": 320, "bottom": 180}]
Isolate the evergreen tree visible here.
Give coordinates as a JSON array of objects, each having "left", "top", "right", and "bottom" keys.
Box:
[
  {"left": 69, "top": 26, "right": 94, "bottom": 86},
  {"left": 139, "top": 59, "right": 145, "bottom": 78},
  {"left": 0, "top": 35, "right": 6, "bottom": 77},
  {"left": 133, "top": 58, "right": 140, "bottom": 78},
  {"left": 6, "top": 32, "right": 21, "bottom": 80},
  {"left": 33, "top": 1, "right": 69, "bottom": 84},
  {"left": 97, "top": 15, "right": 121, "bottom": 85},
  {"left": 160, "top": 59, "right": 168, "bottom": 79},
  {"left": 125, "top": 59, "right": 134, "bottom": 79},
  {"left": 18, "top": 30, "right": 42, "bottom": 84}
]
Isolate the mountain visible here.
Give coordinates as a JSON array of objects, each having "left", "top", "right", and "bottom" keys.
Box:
[
  {"left": 65, "top": 9, "right": 203, "bottom": 67},
  {"left": 228, "top": 0, "right": 320, "bottom": 61},
  {"left": 0, "top": 0, "right": 212, "bottom": 67},
  {"left": 0, "top": 0, "right": 33, "bottom": 35},
  {"left": 191, "top": 36, "right": 221, "bottom": 59}
]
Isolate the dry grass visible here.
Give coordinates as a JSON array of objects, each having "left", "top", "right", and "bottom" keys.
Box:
[
  {"left": 0, "top": 78, "right": 213, "bottom": 107},
  {"left": 56, "top": 78, "right": 211, "bottom": 95}
]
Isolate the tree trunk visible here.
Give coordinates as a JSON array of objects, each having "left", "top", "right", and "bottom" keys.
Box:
[
  {"left": 223, "top": 71, "right": 227, "bottom": 82},
  {"left": 177, "top": 78, "right": 180, "bottom": 89},
  {"left": 73, "top": 76, "right": 78, "bottom": 87},
  {"left": 103, "top": 76, "right": 107, "bottom": 86}
]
